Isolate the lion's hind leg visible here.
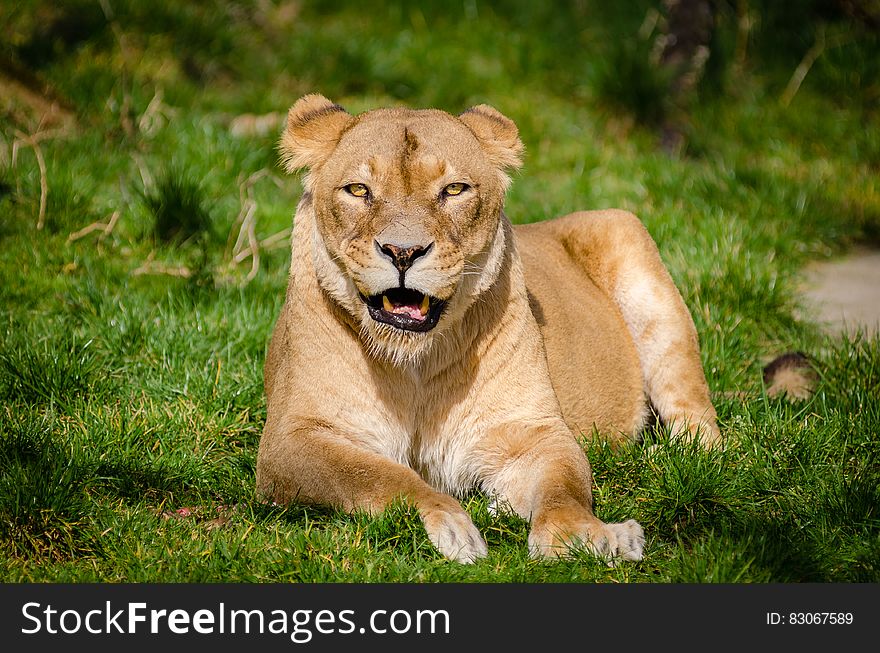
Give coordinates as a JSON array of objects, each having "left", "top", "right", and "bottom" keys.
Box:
[{"left": 557, "top": 210, "right": 720, "bottom": 447}]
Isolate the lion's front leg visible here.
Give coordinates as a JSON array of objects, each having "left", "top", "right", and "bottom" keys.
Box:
[
  {"left": 477, "top": 421, "right": 645, "bottom": 563},
  {"left": 256, "top": 419, "right": 488, "bottom": 563},
  {"left": 529, "top": 509, "right": 644, "bottom": 563}
]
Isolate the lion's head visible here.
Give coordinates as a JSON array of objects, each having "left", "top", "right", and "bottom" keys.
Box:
[{"left": 279, "top": 94, "right": 524, "bottom": 363}]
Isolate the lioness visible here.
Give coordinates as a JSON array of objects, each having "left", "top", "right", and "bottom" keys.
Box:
[{"left": 256, "top": 95, "right": 720, "bottom": 563}]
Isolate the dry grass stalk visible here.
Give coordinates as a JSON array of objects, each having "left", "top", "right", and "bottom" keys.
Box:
[
  {"left": 225, "top": 169, "right": 285, "bottom": 282},
  {"left": 132, "top": 251, "right": 193, "bottom": 278},
  {"left": 259, "top": 228, "right": 292, "bottom": 251},
  {"left": 12, "top": 129, "right": 49, "bottom": 230},
  {"left": 131, "top": 152, "right": 154, "bottom": 193},
  {"left": 780, "top": 27, "right": 851, "bottom": 107},
  {"left": 137, "top": 87, "right": 179, "bottom": 137},
  {"left": 67, "top": 210, "right": 121, "bottom": 243},
  {"left": 229, "top": 112, "right": 283, "bottom": 138},
  {"left": 232, "top": 199, "right": 260, "bottom": 280}
]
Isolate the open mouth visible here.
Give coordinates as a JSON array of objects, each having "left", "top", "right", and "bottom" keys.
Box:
[{"left": 361, "top": 287, "right": 446, "bottom": 332}]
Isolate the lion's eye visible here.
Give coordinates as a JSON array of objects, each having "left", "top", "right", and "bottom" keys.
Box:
[
  {"left": 345, "top": 183, "right": 370, "bottom": 198},
  {"left": 442, "top": 182, "right": 469, "bottom": 197}
]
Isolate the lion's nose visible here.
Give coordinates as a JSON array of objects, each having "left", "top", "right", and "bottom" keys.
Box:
[{"left": 377, "top": 241, "right": 434, "bottom": 274}]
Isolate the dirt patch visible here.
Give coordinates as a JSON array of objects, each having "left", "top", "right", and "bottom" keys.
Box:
[
  {"left": 799, "top": 247, "right": 880, "bottom": 337},
  {"left": 0, "top": 59, "right": 76, "bottom": 133}
]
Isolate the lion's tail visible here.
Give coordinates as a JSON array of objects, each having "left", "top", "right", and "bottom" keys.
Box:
[
  {"left": 712, "top": 351, "right": 818, "bottom": 402},
  {"left": 762, "top": 351, "right": 818, "bottom": 401}
]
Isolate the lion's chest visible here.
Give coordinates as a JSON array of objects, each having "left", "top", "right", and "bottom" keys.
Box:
[{"left": 330, "top": 377, "right": 486, "bottom": 496}]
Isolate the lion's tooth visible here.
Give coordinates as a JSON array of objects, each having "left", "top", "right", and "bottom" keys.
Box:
[
  {"left": 420, "top": 295, "right": 430, "bottom": 315},
  {"left": 382, "top": 295, "right": 393, "bottom": 312}
]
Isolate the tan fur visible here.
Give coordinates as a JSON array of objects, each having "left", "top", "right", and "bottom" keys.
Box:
[
  {"left": 763, "top": 352, "right": 817, "bottom": 401},
  {"left": 256, "top": 95, "right": 720, "bottom": 563}
]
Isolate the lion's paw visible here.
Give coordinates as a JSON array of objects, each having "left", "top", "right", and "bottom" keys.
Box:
[
  {"left": 421, "top": 504, "right": 488, "bottom": 564},
  {"left": 601, "top": 519, "right": 645, "bottom": 563},
  {"left": 528, "top": 511, "right": 644, "bottom": 564}
]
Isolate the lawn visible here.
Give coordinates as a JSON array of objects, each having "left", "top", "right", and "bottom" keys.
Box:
[{"left": 1, "top": 0, "right": 878, "bottom": 582}]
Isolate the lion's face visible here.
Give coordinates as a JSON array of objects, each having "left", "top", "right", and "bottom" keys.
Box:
[{"left": 280, "top": 96, "right": 523, "bottom": 363}]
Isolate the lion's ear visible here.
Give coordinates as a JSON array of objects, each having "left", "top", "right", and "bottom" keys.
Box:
[
  {"left": 278, "top": 94, "right": 353, "bottom": 173},
  {"left": 459, "top": 104, "right": 524, "bottom": 172}
]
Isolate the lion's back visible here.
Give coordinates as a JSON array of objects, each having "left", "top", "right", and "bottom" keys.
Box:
[{"left": 515, "top": 219, "right": 647, "bottom": 441}]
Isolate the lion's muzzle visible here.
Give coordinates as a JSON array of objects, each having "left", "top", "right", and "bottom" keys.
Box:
[{"left": 360, "top": 287, "right": 446, "bottom": 332}]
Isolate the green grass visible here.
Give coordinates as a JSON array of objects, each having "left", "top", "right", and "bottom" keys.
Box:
[{"left": 1, "top": 0, "right": 878, "bottom": 582}]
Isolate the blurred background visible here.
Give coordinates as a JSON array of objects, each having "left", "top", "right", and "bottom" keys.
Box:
[{"left": 3, "top": 1, "right": 878, "bottom": 222}]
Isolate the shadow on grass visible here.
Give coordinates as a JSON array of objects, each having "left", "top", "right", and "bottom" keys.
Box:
[
  {"left": 0, "top": 411, "right": 98, "bottom": 561},
  {"left": 666, "top": 472, "right": 880, "bottom": 582},
  {"left": 93, "top": 456, "right": 204, "bottom": 503},
  {"left": 682, "top": 516, "right": 830, "bottom": 582}
]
